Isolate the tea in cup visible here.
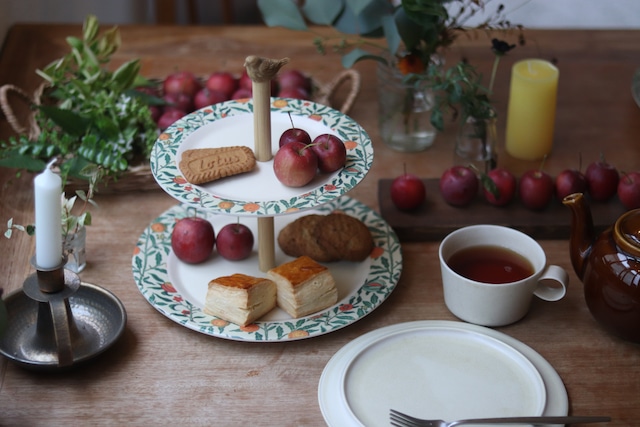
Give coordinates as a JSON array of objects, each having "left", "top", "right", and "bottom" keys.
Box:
[{"left": 439, "top": 224, "right": 568, "bottom": 326}]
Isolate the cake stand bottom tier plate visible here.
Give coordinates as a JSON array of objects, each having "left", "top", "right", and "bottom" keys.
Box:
[{"left": 132, "top": 196, "right": 402, "bottom": 342}]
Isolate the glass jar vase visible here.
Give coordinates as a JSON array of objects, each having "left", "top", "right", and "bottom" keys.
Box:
[
  {"left": 454, "top": 116, "right": 498, "bottom": 174},
  {"left": 377, "top": 63, "right": 436, "bottom": 152},
  {"left": 63, "top": 225, "right": 87, "bottom": 273}
]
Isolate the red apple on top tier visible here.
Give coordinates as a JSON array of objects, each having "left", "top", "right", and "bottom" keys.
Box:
[
  {"left": 439, "top": 166, "right": 479, "bottom": 207},
  {"left": 390, "top": 173, "right": 426, "bottom": 211},
  {"left": 555, "top": 168, "right": 587, "bottom": 200},
  {"left": 216, "top": 223, "right": 254, "bottom": 261},
  {"left": 617, "top": 171, "right": 640, "bottom": 210},
  {"left": 163, "top": 71, "right": 201, "bottom": 99},
  {"left": 273, "top": 141, "right": 318, "bottom": 187},
  {"left": 482, "top": 168, "right": 517, "bottom": 206},
  {"left": 519, "top": 169, "right": 554, "bottom": 210},
  {"left": 585, "top": 158, "right": 619, "bottom": 202},
  {"left": 310, "top": 134, "right": 347, "bottom": 173},
  {"left": 279, "top": 127, "right": 312, "bottom": 147},
  {"left": 205, "top": 71, "right": 238, "bottom": 99},
  {"left": 171, "top": 217, "right": 215, "bottom": 264}
]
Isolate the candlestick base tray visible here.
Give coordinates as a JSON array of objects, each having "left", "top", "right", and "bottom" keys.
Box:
[{"left": 0, "top": 270, "right": 127, "bottom": 371}]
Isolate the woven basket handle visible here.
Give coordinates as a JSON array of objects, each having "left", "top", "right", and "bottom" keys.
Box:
[
  {"left": 315, "top": 69, "right": 361, "bottom": 115},
  {"left": 0, "top": 83, "right": 43, "bottom": 140}
]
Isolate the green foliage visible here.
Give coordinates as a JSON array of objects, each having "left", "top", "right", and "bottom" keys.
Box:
[
  {"left": 0, "top": 15, "right": 158, "bottom": 184},
  {"left": 257, "top": 0, "right": 515, "bottom": 70}
]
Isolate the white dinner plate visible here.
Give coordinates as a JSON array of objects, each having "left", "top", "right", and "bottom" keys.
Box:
[
  {"left": 318, "top": 320, "right": 568, "bottom": 427},
  {"left": 132, "top": 196, "right": 402, "bottom": 341},
  {"left": 150, "top": 97, "right": 373, "bottom": 216}
]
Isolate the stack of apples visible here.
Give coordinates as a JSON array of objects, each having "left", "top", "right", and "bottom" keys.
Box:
[
  {"left": 273, "top": 125, "right": 347, "bottom": 187},
  {"left": 149, "top": 69, "right": 313, "bottom": 130}
]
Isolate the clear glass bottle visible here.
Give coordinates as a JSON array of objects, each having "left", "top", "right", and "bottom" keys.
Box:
[
  {"left": 454, "top": 116, "right": 498, "bottom": 174},
  {"left": 377, "top": 63, "right": 437, "bottom": 152},
  {"left": 63, "top": 225, "right": 87, "bottom": 273}
]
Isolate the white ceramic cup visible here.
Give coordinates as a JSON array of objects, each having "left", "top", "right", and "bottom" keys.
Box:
[{"left": 439, "top": 224, "right": 568, "bottom": 327}]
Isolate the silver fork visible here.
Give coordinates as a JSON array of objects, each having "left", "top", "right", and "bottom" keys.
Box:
[{"left": 389, "top": 409, "right": 612, "bottom": 427}]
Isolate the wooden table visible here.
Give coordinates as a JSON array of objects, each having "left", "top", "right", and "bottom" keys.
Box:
[{"left": 1, "top": 24, "right": 638, "bottom": 426}]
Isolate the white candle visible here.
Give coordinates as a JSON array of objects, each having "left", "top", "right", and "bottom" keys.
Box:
[{"left": 34, "top": 162, "right": 62, "bottom": 268}]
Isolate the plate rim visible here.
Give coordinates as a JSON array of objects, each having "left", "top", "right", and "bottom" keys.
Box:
[
  {"left": 318, "top": 320, "right": 569, "bottom": 427},
  {"left": 131, "top": 196, "right": 403, "bottom": 342},
  {"left": 150, "top": 97, "right": 374, "bottom": 216}
]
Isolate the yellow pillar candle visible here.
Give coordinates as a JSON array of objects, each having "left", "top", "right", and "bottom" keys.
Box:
[{"left": 505, "top": 59, "right": 559, "bottom": 160}]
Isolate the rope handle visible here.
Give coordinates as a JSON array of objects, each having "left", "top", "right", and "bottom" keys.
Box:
[
  {"left": 0, "top": 83, "right": 43, "bottom": 140},
  {"left": 314, "top": 69, "right": 361, "bottom": 115}
]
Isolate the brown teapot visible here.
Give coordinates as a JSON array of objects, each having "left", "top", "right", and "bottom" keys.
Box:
[{"left": 563, "top": 193, "right": 640, "bottom": 343}]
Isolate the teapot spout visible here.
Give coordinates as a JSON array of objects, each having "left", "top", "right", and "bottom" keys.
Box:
[{"left": 562, "top": 193, "right": 595, "bottom": 280}]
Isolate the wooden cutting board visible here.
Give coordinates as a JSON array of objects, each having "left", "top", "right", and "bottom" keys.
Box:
[{"left": 378, "top": 178, "right": 628, "bottom": 242}]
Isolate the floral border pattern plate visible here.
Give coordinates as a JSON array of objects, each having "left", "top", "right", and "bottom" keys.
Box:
[
  {"left": 150, "top": 98, "right": 373, "bottom": 216},
  {"left": 132, "top": 196, "right": 402, "bottom": 341}
]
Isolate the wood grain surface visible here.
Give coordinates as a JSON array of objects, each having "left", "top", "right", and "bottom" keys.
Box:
[{"left": 0, "top": 24, "right": 638, "bottom": 426}]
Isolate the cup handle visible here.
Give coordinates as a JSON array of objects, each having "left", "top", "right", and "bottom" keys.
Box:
[{"left": 534, "top": 265, "right": 568, "bottom": 301}]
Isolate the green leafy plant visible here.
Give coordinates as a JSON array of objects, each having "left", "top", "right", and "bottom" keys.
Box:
[
  {"left": 258, "top": 0, "right": 522, "bottom": 134},
  {"left": 258, "top": 0, "right": 518, "bottom": 72},
  {"left": 425, "top": 38, "right": 516, "bottom": 129},
  {"left": 0, "top": 15, "right": 158, "bottom": 184}
]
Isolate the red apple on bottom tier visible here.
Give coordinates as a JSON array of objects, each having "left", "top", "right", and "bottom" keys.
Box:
[
  {"left": 273, "top": 141, "right": 318, "bottom": 187},
  {"left": 390, "top": 173, "right": 426, "bottom": 211},
  {"left": 519, "top": 169, "right": 554, "bottom": 210},
  {"left": 310, "top": 133, "right": 346, "bottom": 173},
  {"left": 216, "top": 223, "right": 254, "bottom": 261},
  {"left": 171, "top": 217, "right": 215, "bottom": 264},
  {"left": 439, "top": 166, "right": 479, "bottom": 207}
]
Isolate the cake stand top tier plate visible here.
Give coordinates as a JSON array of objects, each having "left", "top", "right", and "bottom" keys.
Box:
[{"left": 150, "top": 97, "right": 373, "bottom": 217}]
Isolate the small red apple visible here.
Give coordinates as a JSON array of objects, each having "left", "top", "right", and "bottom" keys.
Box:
[
  {"left": 390, "top": 173, "right": 426, "bottom": 211},
  {"left": 163, "top": 71, "right": 201, "bottom": 98},
  {"left": 555, "top": 168, "right": 587, "bottom": 200},
  {"left": 163, "top": 92, "right": 194, "bottom": 114},
  {"left": 231, "top": 88, "right": 252, "bottom": 100},
  {"left": 617, "top": 171, "right": 640, "bottom": 210},
  {"left": 279, "top": 128, "right": 312, "bottom": 147},
  {"left": 277, "top": 86, "right": 309, "bottom": 100},
  {"left": 519, "top": 169, "right": 555, "bottom": 210},
  {"left": 273, "top": 141, "right": 318, "bottom": 187},
  {"left": 157, "top": 108, "right": 186, "bottom": 130},
  {"left": 310, "top": 134, "right": 346, "bottom": 173},
  {"left": 205, "top": 71, "right": 238, "bottom": 99},
  {"left": 482, "top": 168, "right": 517, "bottom": 206},
  {"left": 585, "top": 158, "right": 619, "bottom": 202},
  {"left": 193, "top": 88, "right": 228, "bottom": 110},
  {"left": 439, "top": 166, "right": 479, "bottom": 207},
  {"left": 277, "top": 69, "right": 312, "bottom": 93},
  {"left": 171, "top": 217, "right": 215, "bottom": 264},
  {"left": 216, "top": 222, "right": 254, "bottom": 261}
]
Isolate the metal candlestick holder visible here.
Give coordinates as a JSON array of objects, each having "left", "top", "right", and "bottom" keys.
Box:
[{"left": 0, "top": 257, "right": 127, "bottom": 371}]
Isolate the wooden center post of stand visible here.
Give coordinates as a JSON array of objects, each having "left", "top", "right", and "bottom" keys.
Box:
[{"left": 244, "top": 55, "right": 290, "bottom": 272}]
